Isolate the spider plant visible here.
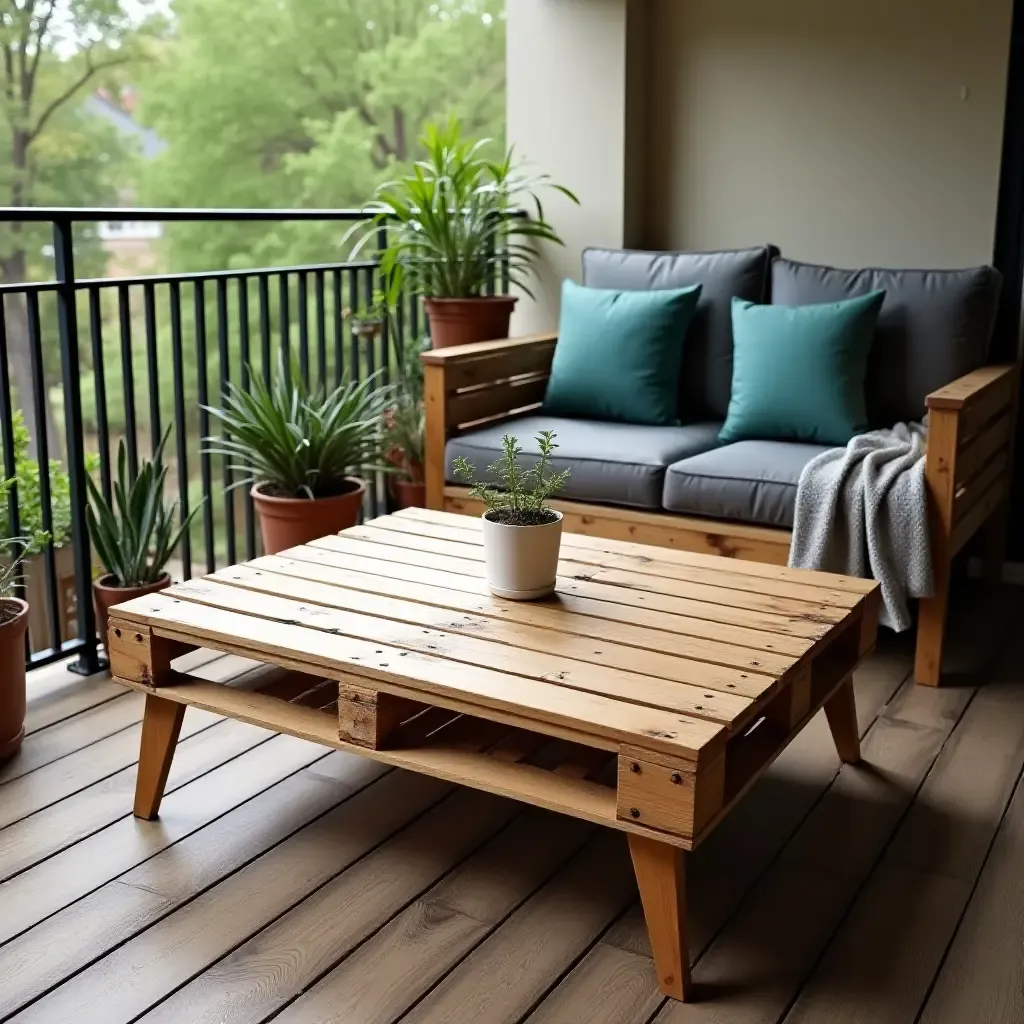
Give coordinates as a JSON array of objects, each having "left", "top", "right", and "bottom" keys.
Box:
[
  {"left": 345, "top": 116, "right": 579, "bottom": 303},
  {"left": 202, "top": 358, "right": 394, "bottom": 500},
  {"left": 86, "top": 432, "right": 200, "bottom": 588},
  {"left": 0, "top": 536, "right": 43, "bottom": 623}
]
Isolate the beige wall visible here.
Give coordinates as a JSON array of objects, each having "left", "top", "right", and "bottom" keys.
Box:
[{"left": 646, "top": 0, "right": 1013, "bottom": 268}]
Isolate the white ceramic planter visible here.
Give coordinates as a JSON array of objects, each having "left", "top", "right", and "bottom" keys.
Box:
[{"left": 481, "top": 510, "right": 563, "bottom": 600}]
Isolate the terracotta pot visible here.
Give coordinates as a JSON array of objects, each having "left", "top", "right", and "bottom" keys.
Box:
[
  {"left": 252, "top": 478, "right": 366, "bottom": 554},
  {"left": 0, "top": 600, "right": 29, "bottom": 761},
  {"left": 93, "top": 573, "right": 172, "bottom": 647},
  {"left": 424, "top": 296, "right": 518, "bottom": 349},
  {"left": 392, "top": 480, "right": 426, "bottom": 510}
]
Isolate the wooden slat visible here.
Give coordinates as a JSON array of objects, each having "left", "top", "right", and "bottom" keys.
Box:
[
  {"left": 953, "top": 450, "right": 1008, "bottom": 524},
  {"left": 420, "top": 330, "right": 558, "bottom": 365},
  {"left": 445, "top": 487, "right": 793, "bottom": 566},
  {"left": 344, "top": 522, "right": 861, "bottom": 610},
  {"left": 445, "top": 374, "right": 547, "bottom": 427},
  {"left": 109, "top": 594, "right": 726, "bottom": 763},
  {"left": 926, "top": 363, "right": 1016, "bottom": 413},
  {"left": 444, "top": 338, "right": 557, "bottom": 390},
  {"left": 308, "top": 534, "right": 849, "bottom": 623},
  {"left": 274, "top": 544, "right": 833, "bottom": 641},
  {"left": 389, "top": 507, "right": 877, "bottom": 595},
  {"left": 950, "top": 479, "right": 1004, "bottom": 554},
  {"left": 955, "top": 411, "right": 1012, "bottom": 485},
  {"left": 198, "top": 572, "right": 763, "bottom": 716}
]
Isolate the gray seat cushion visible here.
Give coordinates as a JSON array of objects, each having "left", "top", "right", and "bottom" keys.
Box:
[
  {"left": 446, "top": 415, "right": 723, "bottom": 511},
  {"left": 663, "top": 440, "right": 833, "bottom": 528},
  {"left": 771, "top": 257, "right": 1002, "bottom": 426},
  {"left": 582, "top": 246, "right": 774, "bottom": 420}
]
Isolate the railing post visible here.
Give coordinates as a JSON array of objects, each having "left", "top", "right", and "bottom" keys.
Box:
[{"left": 53, "top": 218, "right": 103, "bottom": 675}]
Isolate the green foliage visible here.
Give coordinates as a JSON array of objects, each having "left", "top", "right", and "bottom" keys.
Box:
[
  {"left": 453, "top": 431, "right": 570, "bottom": 518},
  {"left": 0, "top": 537, "right": 41, "bottom": 622},
  {"left": 384, "top": 333, "right": 427, "bottom": 480},
  {"left": 347, "top": 117, "right": 578, "bottom": 304},
  {"left": 0, "top": 410, "right": 99, "bottom": 552},
  {"left": 140, "top": 0, "right": 507, "bottom": 272},
  {"left": 86, "top": 430, "right": 201, "bottom": 587},
  {"left": 345, "top": 289, "right": 388, "bottom": 334},
  {"left": 203, "top": 357, "right": 394, "bottom": 499}
]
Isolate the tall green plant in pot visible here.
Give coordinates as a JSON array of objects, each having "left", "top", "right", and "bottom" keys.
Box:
[
  {"left": 347, "top": 117, "right": 579, "bottom": 349},
  {"left": 203, "top": 358, "right": 393, "bottom": 554},
  {"left": 385, "top": 333, "right": 428, "bottom": 509},
  {"left": 87, "top": 432, "right": 202, "bottom": 641},
  {"left": 0, "top": 538, "right": 43, "bottom": 760}
]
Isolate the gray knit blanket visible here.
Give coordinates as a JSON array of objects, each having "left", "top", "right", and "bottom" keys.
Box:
[{"left": 788, "top": 423, "right": 933, "bottom": 631}]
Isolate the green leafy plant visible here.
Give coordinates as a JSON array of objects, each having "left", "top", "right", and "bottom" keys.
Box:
[
  {"left": 453, "top": 431, "right": 570, "bottom": 526},
  {"left": 86, "top": 432, "right": 201, "bottom": 588},
  {"left": 343, "top": 289, "right": 388, "bottom": 336},
  {"left": 346, "top": 116, "right": 579, "bottom": 304},
  {"left": 0, "top": 411, "right": 100, "bottom": 554},
  {"left": 1, "top": 536, "right": 47, "bottom": 624},
  {"left": 385, "top": 334, "right": 428, "bottom": 482},
  {"left": 203, "top": 357, "right": 394, "bottom": 500}
]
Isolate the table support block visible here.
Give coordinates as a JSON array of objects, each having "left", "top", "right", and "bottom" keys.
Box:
[{"left": 629, "top": 833, "right": 691, "bottom": 1001}]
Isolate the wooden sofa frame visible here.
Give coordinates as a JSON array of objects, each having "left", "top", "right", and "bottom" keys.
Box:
[{"left": 422, "top": 333, "right": 1019, "bottom": 686}]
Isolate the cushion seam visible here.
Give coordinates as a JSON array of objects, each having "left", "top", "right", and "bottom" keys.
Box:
[{"left": 666, "top": 470, "right": 801, "bottom": 489}]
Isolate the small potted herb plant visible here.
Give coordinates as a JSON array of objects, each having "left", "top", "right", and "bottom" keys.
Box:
[
  {"left": 385, "top": 334, "right": 427, "bottom": 509},
  {"left": 344, "top": 289, "right": 388, "bottom": 340},
  {"left": 453, "top": 431, "right": 570, "bottom": 600},
  {"left": 87, "top": 432, "right": 201, "bottom": 641},
  {"left": 0, "top": 537, "right": 41, "bottom": 760},
  {"left": 204, "top": 358, "right": 392, "bottom": 554}
]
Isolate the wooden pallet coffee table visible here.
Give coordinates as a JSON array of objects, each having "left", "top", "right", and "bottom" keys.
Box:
[{"left": 108, "top": 508, "right": 879, "bottom": 1002}]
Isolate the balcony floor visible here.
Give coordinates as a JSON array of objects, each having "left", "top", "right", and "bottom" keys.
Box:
[{"left": 2, "top": 581, "right": 1024, "bottom": 1024}]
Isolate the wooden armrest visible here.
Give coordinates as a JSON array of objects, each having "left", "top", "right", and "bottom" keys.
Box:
[
  {"left": 926, "top": 364, "right": 1016, "bottom": 412},
  {"left": 420, "top": 331, "right": 558, "bottom": 366}
]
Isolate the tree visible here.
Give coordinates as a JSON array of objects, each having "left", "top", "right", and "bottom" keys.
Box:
[
  {"left": 0, "top": 0, "right": 154, "bottom": 458},
  {"left": 140, "top": 0, "right": 506, "bottom": 272}
]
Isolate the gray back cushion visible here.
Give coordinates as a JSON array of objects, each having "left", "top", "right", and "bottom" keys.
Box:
[
  {"left": 771, "top": 258, "right": 1002, "bottom": 426},
  {"left": 582, "top": 246, "right": 774, "bottom": 419}
]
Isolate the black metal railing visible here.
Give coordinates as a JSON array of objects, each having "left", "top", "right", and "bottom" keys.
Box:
[{"left": 0, "top": 208, "right": 460, "bottom": 675}]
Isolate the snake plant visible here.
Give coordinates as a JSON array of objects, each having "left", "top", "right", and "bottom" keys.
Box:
[{"left": 86, "top": 431, "right": 200, "bottom": 588}]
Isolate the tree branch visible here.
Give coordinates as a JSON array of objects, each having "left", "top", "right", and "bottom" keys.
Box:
[
  {"left": 28, "top": 51, "right": 132, "bottom": 142},
  {"left": 16, "top": 0, "right": 33, "bottom": 108},
  {"left": 26, "top": 0, "right": 54, "bottom": 98}
]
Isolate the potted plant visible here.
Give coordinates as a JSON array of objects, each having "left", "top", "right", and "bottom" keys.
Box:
[
  {"left": 347, "top": 117, "right": 579, "bottom": 349},
  {"left": 204, "top": 358, "right": 393, "bottom": 554},
  {"left": 87, "top": 432, "right": 201, "bottom": 641},
  {"left": 453, "top": 431, "right": 570, "bottom": 600},
  {"left": 344, "top": 289, "right": 388, "bottom": 340},
  {"left": 385, "top": 334, "right": 427, "bottom": 509},
  {"left": 0, "top": 537, "right": 41, "bottom": 760}
]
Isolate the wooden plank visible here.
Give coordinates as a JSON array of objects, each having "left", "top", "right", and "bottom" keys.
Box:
[
  {"left": 444, "top": 337, "right": 556, "bottom": 390},
  {"left": 0, "top": 704, "right": 220, "bottom": 832},
  {"left": 0, "top": 748, "right": 386, "bottom": 1018},
  {"left": 191, "top": 573, "right": 775, "bottom": 709},
  {"left": 420, "top": 330, "right": 558, "bottom": 365},
  {"left": 239, "top": 555, "right": 816, "bottom": 660},
  {"left": 424, "top": 361, "right": 447, "bottom": 510},
  {"left": 9, "top": 776, "right": 474, "bottom": 1024},
  {"left": 446, "top": 374, "right": 548, "bottom": 427},
  {"left": 0, "top": 690, "right": 144, "bottom": 784},
  {"left": 0, "top": 716, "right": 272, "bottom": 884},
  {"left": 344, "top": 522, "right": 862, "bottom": 609},
  {"left": 110, "top": 593, "right": 727, "bottom": 763},
  {"left": 276, "top": 815, "right": 590, "bottom": 1024},
  {"left": 144, "top": 809, "right": 589, "bottom": 1024},
  {"left": 444, "top": 487, "right": 793, "bottom": 565},
  {"left": 400, "top": 833, "right": 636, "bottom": 1024},
  {"left": 268, "top": 546, "right": 833, "bottom": 642},
  {"left": 955, "top": 411, "right": 1012, "bottom": 485},
  {"left": 926, "top": 363, "right": 1016, "bottom": 413},
  {"left": 390, "top": 507, "right": 877, "bottom": 594},
  {"left": 24, "top": 669, "right": 128, "bottom": 735},
  {"left": 309, "top": 533, "right": 849, "bottom": 622},
  {"left": 0, "top": 732, "right": 337, "bottom": 947},
  {"left": 950, "top": 478, "right": 1005, "bottom": 554},
  {"left": 953, "top": 450, "right": 1008, "bottom": 523}
]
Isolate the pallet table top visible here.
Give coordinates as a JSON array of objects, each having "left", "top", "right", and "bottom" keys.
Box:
[{"left": 107, "top": 508, "right": 879, "bottom": 850}]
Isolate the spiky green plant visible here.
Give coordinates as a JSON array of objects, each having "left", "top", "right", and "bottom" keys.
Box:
[
  {"left": 1, "top": 535, "right": 46, "bottom": 623},
  {"left": 86, "top": 432, "right": 200, "bottom": 588},
  {"left": 202, "top": 358, "right": 394, "bottom": 500},
  {"left": 345, "top": 117, "right": 579, "bottom": 304},
  {"left": 453, "top": 431, "right": 570, "bottom": 526}
]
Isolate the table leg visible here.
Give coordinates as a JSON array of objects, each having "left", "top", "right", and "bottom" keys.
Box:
[
  {"left": 134, "top": 693, "right": 186, "bottom": 820},
  {"left": 628, "top": 833, "right": 691, "bottom": 1001},
  {"left": 824, "top": 674, "right": 861, "bottom": 764}
]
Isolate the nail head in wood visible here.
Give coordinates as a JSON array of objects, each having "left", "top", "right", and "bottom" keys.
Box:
[
  {"left": 630, "top": 762, "right": 641, "bottom": 773},
  {"left": 630, "top": 807, "right": 640, "bottom": 818}
]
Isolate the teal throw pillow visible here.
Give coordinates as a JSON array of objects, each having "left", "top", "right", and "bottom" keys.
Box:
[
  {"left": 543, "top": 279, "right": 703, "bottom": 426},
  {"left": 720, "top": 291, "right": 885, "bottom": 446}
]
